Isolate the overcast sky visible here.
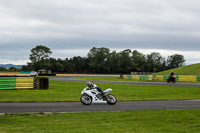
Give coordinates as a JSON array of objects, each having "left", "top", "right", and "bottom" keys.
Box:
[{"left": 0, "top": 0, "right": 200, "bottom": 65}]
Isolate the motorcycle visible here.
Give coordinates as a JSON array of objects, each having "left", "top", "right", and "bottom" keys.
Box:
[
  {"left": 167, "top": 75, "right": 176, "bottom": 83},
  {"left": 80, "top": 87, "right": 117, "bottom": 105}
]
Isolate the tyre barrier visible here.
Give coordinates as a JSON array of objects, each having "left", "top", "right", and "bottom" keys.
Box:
[
  {"left": 0, "top": 77, "right": 49, "bottom": 90},
  {"left": 34, "top": 77, "right": 49, "bottom": 90},
  {"left": 123, "top": 75, "right": 200, "bottom": 82},
  {"left": 123, "top": 75, "right": 153, "bottom": 81},
  {"left": 197, "top": 76, "right": 200, "bottom": 81}
]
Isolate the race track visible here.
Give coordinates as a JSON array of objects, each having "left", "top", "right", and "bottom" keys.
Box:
[
  {"left": 0, "top": 76, "right": 200, "bottom": 113},
  {"left": 1, "top": 100, "right": 200, "bottom": 113}
]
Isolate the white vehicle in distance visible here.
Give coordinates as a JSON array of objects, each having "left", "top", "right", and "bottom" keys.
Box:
[{"left": 30, "top": 71, "right": 37, "bottom": 76}]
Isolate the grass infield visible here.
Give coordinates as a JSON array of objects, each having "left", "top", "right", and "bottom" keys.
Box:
[
  {"left": 0, "top": 109, "right": 200, "bottom": 133},
  {"left": 0, "top": 80, "right": 200, "bottom": 102},
  {"left": 77, "top": 76, "right": 200, "bottom": 83}
]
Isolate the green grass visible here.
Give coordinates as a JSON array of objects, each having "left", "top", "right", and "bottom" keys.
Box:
[
  {"left": 0, "top": 80, "right": 200, "bottom": 102},
  {"left": 77, "top": 77, "right": 134, "bottom": 81},
  {"left": 0, "top": 109, "right": 200, "bottom": 133},
  {"left": 78, "top": 76, "right": 200, "bottom": 83},
  {"left": 155, "top": 63, "right": 200, "bottom": 75},
  {"left": 1, "top": 80, "right": 200, "bottom": 133},
  {"left": 77, "top": 76, "right": 200, "bottom": 83}
]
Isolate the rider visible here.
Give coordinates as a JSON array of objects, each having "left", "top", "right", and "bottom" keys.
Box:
[
  {"left": 86, "top": 81, "right": 106, "bottom": 97},
  {"left": 169, "top": 72, "right": 176, "bottom": 80}
]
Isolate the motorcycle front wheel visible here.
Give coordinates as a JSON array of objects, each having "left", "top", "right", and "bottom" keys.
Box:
[
  {"left": 106, "top": 94, "right": 117, "bottom": 105},
  {"left": 80, "top": 95, "right": 92, "bottom": 105}
]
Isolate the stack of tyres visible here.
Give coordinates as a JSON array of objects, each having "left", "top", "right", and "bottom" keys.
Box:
[
  {"left": 0, "top": 77, "right": 16, "bottom": 90},
  {"left": 34, "top": 77, "right": 49, "bottom": 90},
  {"left": 40, "top": 78, "right": 49, "bottom": 90}
]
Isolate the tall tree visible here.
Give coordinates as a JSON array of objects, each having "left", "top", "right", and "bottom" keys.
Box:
[
  {"left": 132, "top": 50, "right": 146, "bottom": 72},
  {"left": 70, "top": 56, "right": 87, "bottom": 73},
  {"left": 87, "top": 47, "right": 98, "bottom": 73},
  {"left": 146, "top": 52, "right": 165, "bottom": 72},
  {"left": 119, "top": 49, "right": 132, "bottom": 74},
  {"left": 63, "top": 58, "right": 74, "bottom": 73},
  {"left": 9, "top": 67, "right": 17, "bottom": 71},
  {"left": 167, "top": 54, "right": 185, "bottom": 69},
  {"left": 106, "top": 51, "right": 121, "bottom": 73},
  {"left": 0, "top": 67, "right": 7, "bottom": 71},
  {"left": 87, "top": 47, "right": 110, "bottom": 73},
  {"left": 29, "top": 45, "right": 52, "bottom": 70}
]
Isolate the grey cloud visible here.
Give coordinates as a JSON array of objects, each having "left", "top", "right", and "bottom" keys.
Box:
[{"left": 0, "top": 0, "right": 200, "bottom": 64}]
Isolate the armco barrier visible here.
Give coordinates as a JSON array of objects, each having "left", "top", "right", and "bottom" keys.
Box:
[
  {"left": 163, "top": 75, "right": 169, "bottom": 81},
  {"left": 178, "top": 75, "right": 196, "bottom": 82},
  {"left": 132, "top": 75, "right": 140, "bottom": 80},
  {"left": 127, "top": 75, "right": 133, "bottom": 80},
  {"left": 140, "top": 75, "right": 148, "bottom": 80},
  {"left": 197, "top": 76, "right": 200, "bottom": 81},
  {"left": 123, "top": 75, "right": 200, "bottom": 82},
  {"left": 123, "top": 75, "right": 152, "bottom": 80},
  {"left": 148, "top": 75, "right": 153, "bottom": 80},
  {"left": 0, "top": 77, "right": 49, "bottom": 90},
  {"left": 123, "top": 75, "right": 127, "bottom": 79},
  {"left": 155, "top": 75, "right": 163, "bottom": 81},
  {"left": 163, "top": 75, "right": 179, "bottom": 81}
]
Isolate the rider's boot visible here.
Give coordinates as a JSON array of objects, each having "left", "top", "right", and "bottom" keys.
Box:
[{"left": 101, "top": 92, "right": 107, "bottom": 100}]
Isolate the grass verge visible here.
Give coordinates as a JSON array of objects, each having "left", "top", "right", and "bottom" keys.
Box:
[
  {"left": 0, "top": 109, "right": 200, "bottom": 133},
  {"left": 76, "top": 77, "right": 133, "bottom": 81},
  {"left": 77, "top": 77, "right": 200, "bottom": 83},
  {"left": 0, "top": 81, "right": 200, "bottom": 102}
]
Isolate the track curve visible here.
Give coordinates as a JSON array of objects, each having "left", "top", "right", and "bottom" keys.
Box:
[{"left": 48, "top": 76, "right": 200, "bottom": 87}]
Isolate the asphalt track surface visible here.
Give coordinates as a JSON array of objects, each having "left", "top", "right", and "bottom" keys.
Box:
[
  {"left": 1, "top": 100, "right": 200, "bottom": 113},
  {"left": 0, "top": 76, "right": 200, "bottom": 113}
]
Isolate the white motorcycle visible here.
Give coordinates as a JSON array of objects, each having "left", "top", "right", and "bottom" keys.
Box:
[{"left": 80, "top": 87, "right": 117, "bottom": 105}]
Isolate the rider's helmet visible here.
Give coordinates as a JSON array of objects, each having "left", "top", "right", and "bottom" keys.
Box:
[{"left": 86, "top": 81, "right": 94, "bottom": 88}]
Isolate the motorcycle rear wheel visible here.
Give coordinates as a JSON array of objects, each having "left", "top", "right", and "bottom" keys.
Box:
[
  {"left": 80, "top": 95, "right": 92, "bottom": 105},
  {"left": 106, "top": 94, "right": 117, "bottom": 105}
]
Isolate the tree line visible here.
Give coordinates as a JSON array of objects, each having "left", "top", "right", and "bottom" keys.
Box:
[{"left": 20, "top": 45, "right": 185, "bottom": 74}]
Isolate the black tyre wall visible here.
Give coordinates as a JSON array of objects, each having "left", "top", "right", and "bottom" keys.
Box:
[{"left": 34, "top": 77, "right": 49, "bottom": 90}]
